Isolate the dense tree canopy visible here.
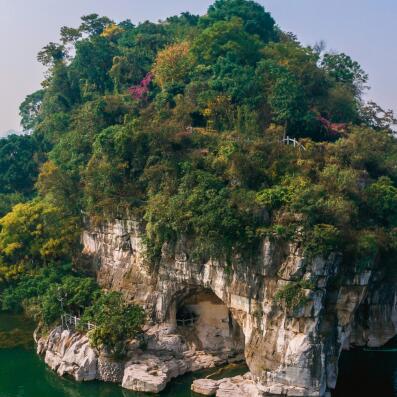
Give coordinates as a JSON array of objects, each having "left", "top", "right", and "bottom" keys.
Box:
[
  {"left": 0, "top": 0, "right": 396, "bottom": 337},
  {"left": 201, "top": 0, "right": 276, "bottom": 42}
]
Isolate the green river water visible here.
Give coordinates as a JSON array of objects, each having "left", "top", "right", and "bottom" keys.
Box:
[{"left": 0, "top": 313, "right": 246, "bottom": 397}]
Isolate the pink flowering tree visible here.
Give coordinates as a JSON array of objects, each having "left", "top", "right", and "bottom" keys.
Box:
[{"left": 128, "top": 73, "right": 153, "bottom": 101}]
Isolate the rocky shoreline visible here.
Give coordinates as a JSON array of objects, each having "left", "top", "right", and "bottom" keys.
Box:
[
  {"left": 37, "top": 324, "right": 246, "bottom": 394},
  {"left": 192, "top": 373, "right": 262, "bottom": 396}
]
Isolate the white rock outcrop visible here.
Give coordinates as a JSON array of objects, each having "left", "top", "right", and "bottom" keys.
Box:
[
  {"left": 37, "top": 328, "right": 97, "bottom": 381},
  {"left": 38, "top": 322, "right": 236, "bottom": 393},
  {"left": 192, "top": 373, "right": 263, "bottom": 397}
]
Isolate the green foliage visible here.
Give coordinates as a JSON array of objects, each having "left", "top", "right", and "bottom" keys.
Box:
[
  {"left": 80, "top": 292, "right": 145, "bottom": 357},
  {"left": 84, "top": 125, "right": 149, "bottom": 216},
  {"left": 79, "top": 14, "right": 113, "bottom": 36},
  {"left": 354, "top": 231, "right": 379, "bottom": 271},
  {"left": 1, "top": 265, "right": 70, "bottom": 312},
  {"left": 210, "top": 59, "right": 258, "bottom": 107},
  {"left": 0, "top": 193, "right": 26, "bottom": 218},
  {"left": 0, "top": 200, "right": 79, "bottom": 280},
  {"left": 40, "top": 276, "right": 98, "bottom": 324},
  {"left": 145, "top": 168, "right": 258, "bottom": 262},
  {"left": 268, "top": 72, "right": 306, "bottom": 126},
  {"left": 37, "top": 42, "right": 65, "bottom": 66},
  {"left": 3, "top": 0, "right": 396, "bottom": 292},
  {"left": 1, "top": 265, "right": 98, "bottom": 325},
  {"left": 258, "top": 42, "right": 329, "bottom": 137},
  {"left": 201, "top": 0, "right": 276, "bottom": 43},
  {"left": 366, "top": 177, "right": 397, "bottom": 227},
  {"left": 256, "top": 177, "right": 309, "bottom": 210},
  {"left": 304, "top": 224, "right": 341, "bottom": 258},
  {"left": 72, "top": 36, "right": 117, "bottom": 93},
  {"left": 0, "top": 134, "right": 43, "bottom": 196},
  {"left": 192, "top": 18, "right": 262, "bottom": 66},
  {"left": 274, "top": 280, "right": 314, "bottom": 310},
  {"left": 322, "top": 52, "right": 368, "bottom": 95},
  {"left": 19, "top": 90, "right": 45, "bottom": 131},
  {"left": 1, "top": 267, "right": 145, "bottom": 355},
  {"left": 256, "top": 185, "right": 291, "bottom": 210}
]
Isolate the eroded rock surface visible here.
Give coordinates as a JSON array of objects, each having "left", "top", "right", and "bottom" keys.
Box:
[
  {"left": 79, "top": 218, "right": 397, "bottom": 396},
  {"left": 37, "top": 322, "right": 237, "bottom": 393},
  {"left": 192, "top": 373, "right": 263, "bottom": 397},
  {"left": 37, "top": 327, "right": 97, "bottom": 381},
  {"left": 32, "top": 219, "right": 397, "bottom": 395}
]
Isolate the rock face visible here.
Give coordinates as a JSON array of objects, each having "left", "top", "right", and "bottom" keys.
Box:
[
  {"left": 122, "top": 353, "right": 188, "bottom": 393},
  {"left": 37, "top": 322, "right": 237, "bottom": 393},
  {"left": 80, "top": 218, "right": 397, "bottom": 396},
  {"left": 37, "top": 327, "right": 97, "bottom": 381},
  {"left": 192, "top": 373, "right": 262, "bottom": 397}
]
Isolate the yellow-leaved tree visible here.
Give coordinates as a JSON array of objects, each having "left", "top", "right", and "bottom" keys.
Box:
[
  {"left": 0, "top": 200, "right": 79, "bottom": 282},
  {"left": 152, "top": 41, "right": 194, "bottom": 89},
  {"left": 101, "top": 23, "right": 124, "bottom": 39}
]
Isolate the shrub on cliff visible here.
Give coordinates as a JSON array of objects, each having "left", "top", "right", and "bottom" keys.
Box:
[
  {"left": 1, "top": 266, "right": 99, "bottom": 325},
  {"left": 274, "top": 280, "right": 314, "bottom": 310},
  {"left": 80, "top": 292, "right": 145, "bottom": 357}
]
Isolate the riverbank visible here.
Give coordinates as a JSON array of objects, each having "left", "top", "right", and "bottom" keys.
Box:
[{"left": 0, "top": 313, "right": 248, "bottom": 397}]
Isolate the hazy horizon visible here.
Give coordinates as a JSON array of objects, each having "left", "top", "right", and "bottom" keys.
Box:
[{"left": 1, "top": 0, "right": 396, "bottom": 135}]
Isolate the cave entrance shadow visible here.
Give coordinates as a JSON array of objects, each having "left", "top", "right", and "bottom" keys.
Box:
[
  {"left": 333, "top": 337, "right": 397, "bottom": 397},
  {"left": 167, "top": 287, "right": 245, "bottom": 360}
]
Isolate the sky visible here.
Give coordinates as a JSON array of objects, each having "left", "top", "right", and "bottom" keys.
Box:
[{"left": 0, "top": 0, "right": 396, "bottom": 135}]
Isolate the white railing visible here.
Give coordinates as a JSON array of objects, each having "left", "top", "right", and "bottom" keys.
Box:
[
  {"left": 61, "top": 314, "right": 95, "bottom": 331},
  {"left": 282, "top": 136, "right": 306, "bottom": 151}
]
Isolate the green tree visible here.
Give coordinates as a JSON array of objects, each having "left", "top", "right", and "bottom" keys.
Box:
[
  {"left": 110, "top": 49, "right": 152, "bottom": 93},
  {"left": 201, "top": 0, "right": 276, "bottom": 43},
  {"left": 322, "top": 52, "right": 368, "bottom": 95},
  {"left": 152, "top": 42, "right": 194, "bottom": 89},
  {"left": 37, "top": 42, "right": 65, "bottom": 66},
  {"left": 360, "top": 101, "right": 397, "bottom": 131},
  {"left": 80, "top": 292, "right": 145, "bottom": 357},
  {"left": 19, "top": 90, "right": 45, "bottom": 131},
  {"left": 366, "top": 177, "right": 397, "bottom": 227},
  {"left": 72, "top": 36, "right": 117, "bottom": 93},
  {"left": 0, "top": 201, "right": 79, "bottom": 279},
  {"left": 40, "top": 276, "right": 98, "bottom": 324},
  {"left": 192, "top": 18, "right": 262, "bottom": 66},
  {"left": 0, "top": 134, "right": 42, "bottom": 195},
  {"left": 79, "top": 14, "right": 113, "bottom": 36},
  {"left": 1, "top": 266, "right": 99, "bottom": 326},
  {"left": 261, "top": 61, "right": 308, "bottom": 136}
]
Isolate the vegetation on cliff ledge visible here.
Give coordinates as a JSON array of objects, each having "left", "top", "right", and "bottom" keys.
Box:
[{"left": 0, "top": 0, "right": 397, "bottom": 333}]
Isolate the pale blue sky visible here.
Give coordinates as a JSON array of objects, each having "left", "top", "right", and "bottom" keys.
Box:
[{"left": 0, "top": 0, "right": 396, "bottom": 134}]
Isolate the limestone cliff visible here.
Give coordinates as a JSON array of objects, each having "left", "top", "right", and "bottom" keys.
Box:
[{"left": 41, "top": 218, "right": 397, "bottom": 396}]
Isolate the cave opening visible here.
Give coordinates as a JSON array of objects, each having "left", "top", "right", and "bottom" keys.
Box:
[
  {"left": 168, "top": 288, "right": 245, "bottom": 361},
  {"left": 333, "top": 336, "right": 397, "bottom": 397}
]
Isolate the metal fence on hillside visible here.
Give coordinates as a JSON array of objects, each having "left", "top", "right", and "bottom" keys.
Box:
[{"left": 61, "top": 314, "right": 95, "bottom": 331}]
